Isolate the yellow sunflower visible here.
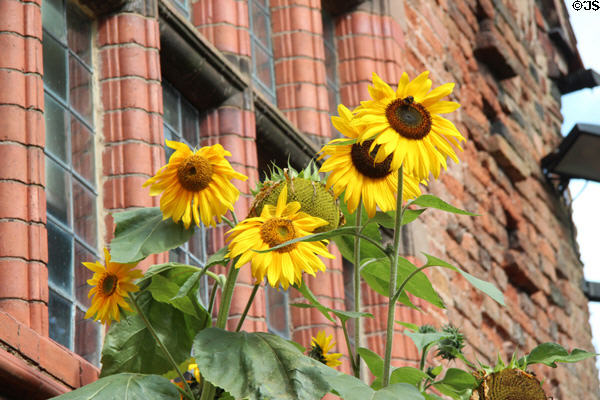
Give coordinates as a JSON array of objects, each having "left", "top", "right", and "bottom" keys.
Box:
[
  {"left": 319, "top": 104, "right": 423, "bottom": 218},
  {"left": 143, "top": 141, "right": 247, "bottom": 228},
  {"left": 309, "top": 330, "right": 342, "bottom": 368},
  {"left": 353, "top": 72, "right": 465, "bottom": 181},
  {"left": 226, "top": 185, "right": 335, "bottom": 290},
  {"left": 83, "top": 248, "right": 143, "bottom": 325}
]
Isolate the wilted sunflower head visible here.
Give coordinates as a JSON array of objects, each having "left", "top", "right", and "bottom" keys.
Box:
[
  {"left": 248, "top": 162, "right": 343, "bottom": 233},
  {"left": 470, "top": 368, "right": 547, "bottom": 400}
]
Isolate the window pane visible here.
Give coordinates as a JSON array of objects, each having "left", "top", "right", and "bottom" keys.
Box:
[
  {"left": 266, "top": 286, "right": 289, "bottom": 337},
  {"left": 47, "top": 221, "right": 73, "bottom": 292},
  {"left": 325, "top": 45, "right": 337, "bottom": 84},
  {"left": 44, "top": 94, "right": 68, "bottom": 161},
  {"left": 169, "top": 248, "right": 187, "bottom": 264},
  {"left": 188, "top": 229, "right": 205, "bottom": 261},
  {"left": 254, "top": 44, "right": 274, "bottom": 93},
  {"left": 71, "top": 117, "right": 95, "bottom": 185},
  {"left": 162, "top": 83, "right": 180, "bottom": 131},
  {"left": 46, "top": 156, "right": 70, "bottom": 224},
  {"left": 74, "top": 242, "right": 95, "bottom": 307},
  {"left": 42, "top": 0, "right": 65, "bottom": 42},
  {"left": 49, "top": 290, "right": 72, "bottom": 348},
  {"left": 181, "top": 99, "right": 199, "bottom": 147},
  {"left": 251, "top": 1, "right": 269, "bottom": 46},
  {"left": 67, "top": 3, "right": 91, "bottom": 64},
  {"left": 69, "top": 55, "right": 92, "bottom": 123},
  {"left": 43, "top": 34, "right": 67, "bottom": 100},
  {"left": 75, "top": 309, "right": 100, "bottom": 365},
  {"left": 72, "top": 179, "right": 97, "bottom": 247}
]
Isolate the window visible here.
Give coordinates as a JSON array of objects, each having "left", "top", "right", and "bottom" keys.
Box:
[
  {"left": 166, "top": 0, "right": 191, "bottom": 20},
  {"left": 249, "top": 0, "right": 276, "bottom": 103},
  {"left": 162, "top": 81, "right": 210, "bottom": 306},
  {"left": 42, "top": 0, "right": 101, "bottom": 364},
  {"left": 322, "top": 11, "right": 340, "bottom": 117},
  {"left": 265, "top": 286, "right": 290, "bottom": 338}
]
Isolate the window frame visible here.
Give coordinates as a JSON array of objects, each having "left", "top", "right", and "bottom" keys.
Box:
[{"left": 248, "top": 0, "right": 277, "bottom": 104}]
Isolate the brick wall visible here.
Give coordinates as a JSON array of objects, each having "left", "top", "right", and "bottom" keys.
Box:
[{"left": 0, "top": 0, "right": 598, "bottom": 398}]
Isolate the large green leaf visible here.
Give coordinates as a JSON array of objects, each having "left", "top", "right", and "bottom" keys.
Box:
[
  {"left": 423, "top": 254, "right": 504, "bottom": 306},
  {"left": 390, "top": 366, "right": 429, "bottom": 385},
  {"left": 408, "top": 195, "right": 478, "bottom": 216},
  {"left": 110, "top": 207, "right": 195, "bottom": 263},
  {"left": 404, "top": 331, "right": 454, "bottom": 352},
  {"left": 520, "top": 342, "right": 597, "bottom": 368},
  {"left": 372, "top": 384, "right": 425, "bottom": 400},
  {"left": 51, "top": 373, "right": 180, "bottom": 400},
  {"left": 100, "top": 290, "right": 209, "bottom": 377},
  {"left": 361, "top": 257, "right": 444, "bottom": 309},
  {"left": 371, "top": 209, "right": 427, "bottom": 229},
  {"left": 435, "top": 368, "right": 477, "bottom": 390},
  {"left": 192, "top": 328, "right": 331, "bottom": 400},
  {"left": 358, "top": 347, "right": 384, "bottom": 378}
]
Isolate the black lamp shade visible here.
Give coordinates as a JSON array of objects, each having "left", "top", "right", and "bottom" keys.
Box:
[{"left": 542, "top": 123, "right": 600, "bottom": 182}]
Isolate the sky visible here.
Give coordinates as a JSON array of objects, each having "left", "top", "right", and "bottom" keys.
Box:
[{"left": 561, "top": 0, "right": 600, "bottom": 376}]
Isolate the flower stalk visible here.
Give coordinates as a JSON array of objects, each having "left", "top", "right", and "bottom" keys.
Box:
[{"left": 352, "top": 202, "right": 362, "bottom": 378}]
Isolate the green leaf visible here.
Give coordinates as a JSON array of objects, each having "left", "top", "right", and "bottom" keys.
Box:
[
  {"left": 328, "top": 138, "right": 358, "bottom": 146},
  {"left": 333, "top": 203, "right": 387, "bottom": 264},
  {"left": 110, "top": 207, "right": 195, "bottom": 263},
  {"left": 395, "top": 321, "right": 419, "bottom": 331},
  {"left": 205, "top": 246, "right": 229, "bottom": 268},
  {"left": 390, "top": 366, "right": 429, "bottom": 386},
  {"left": 424, "top": 394, "right": 445, "bottom": 400},
  {"left": 192, "top": 329, "right": 332, "bottom": 400},
  {"left": 404, "top": 331, "right": 454, "bottom": 352},
  {"left": 521, "top": 342, "right": 598, "bottom": 368},
  {"left": 371, "top": 209, "right": 427, "bottom": 229},
  {"left": 293, "top": 282, "right": 373, "bottom": 323},
  {"left": 51, "top": 373, "right": 180, "bottom": 400},
  {"left": 436, "top": 368, "right": 477, "bottom": 390},
  {"left": 409, "top": 195, "right": 478, "bottom": 216},
  {"left": 372, "top": 383, "right": 425, "bottom": 400},
  {"left": 361, "top": 257, "right": 444, "bottom": 309},
  {"left": 100, "top": 290, "right": 209, "bottom": 377},
  {"left": 423, "top": 253, "right": 504, "bottom": 306},
  {"left": 361, "top": 258, "right": 418, "bottom": 309},
  {"left": 358, "top": 347, "right": 384, "bottom": 378}
]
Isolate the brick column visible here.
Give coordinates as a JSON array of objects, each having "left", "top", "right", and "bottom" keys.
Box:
[
  {"left": 0, "top": 0, "right": 48, "bottom": 334},
  {"left": 97, "top": 2, "right": 168, "bottom": 268},
  {"left": 192, "top": 0, "right": 266, "bottom": 332}
]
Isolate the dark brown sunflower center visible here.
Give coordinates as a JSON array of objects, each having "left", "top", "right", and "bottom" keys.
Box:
[
  {"left": 177, "top": 154, "right": 213, "bottom": 191},
  {"left": 308, "top": 344, "right": 327, "bottom": 365},
  {"left": 99, "top": 273, "right": 118, "bottom": 296},
  {"left": 350, "top": 140, "right": 393, "bottom": 179},
  {"left": 260, "top": 218, "right": 297, "bottom": 253},
  {"left": 385, "top": 96, "right": 432, "bottom": 140}
]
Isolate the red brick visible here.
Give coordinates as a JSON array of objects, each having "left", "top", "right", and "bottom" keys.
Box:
[
  {"left": 103, "top": 142, "right": 164, "bottom": 176},
  {"left": 0, "top": 69, "right": 43, "bottom": 110},
  {"left": 0, "top": 310, "right": 20, "bottom": 348},
  {"left": 17, "top": 320, "right": 41, "bottom": 362},
  {"left": 98, "top": 14, "right": 160, "bottom": 49},
  {"left": 0, "top": 33, "right": 42, "bottom": 74},
  {"left": 103, "top": 109, "right": 164, "bottom": 145},
  {"left": 0, "top": 259, "right": 29, "bottom": 299},
  {"left": 273, "top": 31, "right": 324, "bottom": 60},
  {"left": 276, "top": 83, "right": 326, "bottom": 110},
  {"left": 103, "top": 175, "right": 156, "bottom": 210},
  {"left": 274, "top": 58, "right": 324, "bottom": 85},
  {"left": 0, "top": 105, "right": 44, "bottom": 147},
  {"left": 272, "top": 6, "right": 320, "bottom": 33},
  {"left": 0, "top": 298, "right": 30, "bottom": 326},
  {"left": 100, "top": 46, "right": 161, "bottom": 80},
  {"left": 198, "top": 24, "right": 250, "bottom": 56},
  {"left": 79, "top": 358, "right": 99, "bottom": 386},
  {"left": 101, "top": 78, "right": 162, "bottom": 113},
  {"left": 0, "top": 0, "right": 42, "bottom": 38},
  {"left": 192, "top": 0, "right": 249, "bottom": 28},
  {"left": 39, "top": 337, "right": 80, "bottom": 387}
]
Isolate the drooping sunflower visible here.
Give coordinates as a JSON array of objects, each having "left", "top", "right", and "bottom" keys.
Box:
[
  {"left": 83, "top": 248, "right": 143, "bottom": 325},
  {"left": 319, "top": 104, "right": 423, "bottom": 218},
  {"left": 353, "top": 72, "right": 465, "bottom": 181},
  {"left": 471, "top": 368, "right": 547, "bottom": 400},
  {"left": 226, "top": 185, "right": 335, "bottom": 290},
  {"left": 143, "top": 141, "right": 247, "bottom": 228},
  {"left": 308, "top": 330, "right": 342, "bottom": 368}
]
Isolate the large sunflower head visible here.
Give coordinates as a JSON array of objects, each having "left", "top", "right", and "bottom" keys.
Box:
[
  {"left": 352, "top": 72, "right": 465, "bottom": 181},
  {"left": 308, "top": 330, "right": 342, "bottom": 368},
  {"left": 319, "top": 104, "right": 424, "bottom": 217},
  {"left": 471, "top": 368, "right": 547, "bottom": 400},
  {"left": 143, "top": 141, "right": 248, "bottom": 228},
  {"left": 83, "top": 248, "right": 143, "bottom": 325},
  {"left": 226, "top": 185, "right": 335, "bottom": 289},
  {"left": 248, "top": 162, "right": 343, "bottom": 232}
]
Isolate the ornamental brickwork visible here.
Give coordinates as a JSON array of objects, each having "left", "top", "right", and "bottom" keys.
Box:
[{"left": 0, "top": 0, "right": 598, "bottom": 399}]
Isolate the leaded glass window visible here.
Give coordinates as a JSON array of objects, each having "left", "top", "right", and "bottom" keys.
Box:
[
  {"left": 42, "top": 0, "right": 101, "bottom": 364},
  {"left": 322, "top": 11, "right": 340, "bottom": 117},
  {"left": 249, "top": 0, "right": 276, "bottom": 103}
]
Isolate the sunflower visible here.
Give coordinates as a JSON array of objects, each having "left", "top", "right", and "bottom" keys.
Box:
[
  {"left": 319, "top": 104, "right": 423, "bottom": 217},
  {"left": 226, "top": 185, "right": 335, "bottom": 289},
  {"left": 83, "top": 248, "right": 143, "bottom": 325},
  {"left": 143, "top": 141, "right": 247, "bottom": 228},
  {"left": 308, "top": 331, "right": 342, "bottom": 368},
  {"left": 471, "top": 368, "right": 547, "bottom": 400},
  {"left": 352, "top": 72, "right": 465, "bottom": 181}
]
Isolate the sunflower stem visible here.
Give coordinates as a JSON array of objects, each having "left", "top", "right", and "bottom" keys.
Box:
[
  {"left": 342, "top": 320, "right": 359, "bottom": 375},
  {"left": 207, "top": 279, "right": 219, "bottom": 318},
  {"left": 382, "top": 165, "right": 404, "bottom": 387},
  {"left": 353, "top": 203, "right": 363, "bottom": 379},
  {"left": 236, "top": 283, "right": 260, "bottom": 332},
  {"left": 130, "top": 294, "right": 194, "bottom": 400}
]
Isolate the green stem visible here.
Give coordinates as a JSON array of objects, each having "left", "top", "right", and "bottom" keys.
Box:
[
  {"left": 130, "top": 295, "right": 194, "bottom": 400},
  {"left": 353, "top": 203, "right": 363, "bottom": 379},
  {"left": 207, "top": 279, "right": 219, "bottom": 317},
  {"left": 236, "top": 284, "right": 260, "bottom": 332},
  {"left": 342, "top": 320, "right": 358, "bottom": 375},
  {"left": 382, "top": 165, "right": 404, "bottom": 387},
  {"left": 392, "top": 265, "right": 431, "bottom": 304},
  {"left": 200, "top": 259, "right": 241, "bottom": 400}
]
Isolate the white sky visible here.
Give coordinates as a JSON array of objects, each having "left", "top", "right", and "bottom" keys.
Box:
[{"left": 561, "top": 0, "right": 600, "bottom": 378}]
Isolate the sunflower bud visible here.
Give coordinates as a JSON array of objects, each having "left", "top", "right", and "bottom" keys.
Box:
[{"left": 436, "top": 324, "right": 465, "bottom": 361}]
